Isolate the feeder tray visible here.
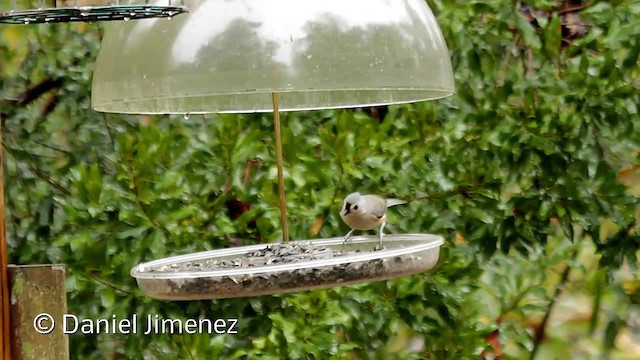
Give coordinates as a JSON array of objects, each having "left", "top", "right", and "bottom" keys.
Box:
[
  {"left": 131, "top": 234, "right": 444, "bottom": 300},
  {"left": 0, "top": 0, "right": 186, "bottom": 24},
  {"left": 94, "top": 0, "right": 455, "bottom": 301}
]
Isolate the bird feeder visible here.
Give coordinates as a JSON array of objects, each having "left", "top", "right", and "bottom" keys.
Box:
[
  {"left": 0, "top": 0, "right": 187, "bottom": 24},
  {"left": 91, "top": 0, "right": 454, "bottom": 300}
]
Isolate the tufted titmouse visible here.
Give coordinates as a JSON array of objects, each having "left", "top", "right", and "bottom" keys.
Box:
[{"left": 340, "top": 192, "right": 407, "bottom": 249}]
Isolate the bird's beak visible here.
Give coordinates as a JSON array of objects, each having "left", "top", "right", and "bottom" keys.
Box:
[{"left": 343, "top": 203, "right": 351, "bottom": 215}]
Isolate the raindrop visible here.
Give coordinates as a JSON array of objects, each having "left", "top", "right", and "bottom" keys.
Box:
[
  {"left": 183, "top": 113, "right": 191, "bottom": 121},
  {"left": 130, "top": 12, "right": 135, "bottom": 17},
  {"left": 24, "top": 19, "right": 30, "bottom": 24},
  {"left": 123, "top": 16, "right": 130, "bottom": 21},
  {"left": 306, "top": 54, "right": 313, "bottom": 60},
  {"left": 167, "top": 16, "right": 172, "bottom": 21},
  {"left": 81, "top": 12, "right": 89, "bottom": 17},
  {"left": 144, "top": 7, "right": 151, "bottom": 13}
]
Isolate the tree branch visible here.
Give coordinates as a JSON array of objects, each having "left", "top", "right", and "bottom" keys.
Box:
[
  {"left": 127, "top": 163, "right": 165, "bottom": 232},
  {"left": 16, "top": 77, "right": 64, "bottom": 107},
  {"left": 33, "top": 140, "right": 70, "bottom": 155},
  {"left": 102, "top": 114, "right": 115, "bottom": 149},
  {"left": 558, "top": 2, "right": 593, "bottom": 15},
  {"left": 409, "top": 187, "right": 472, "bottom": 202},
  {"left": 2, "top": 144, "right": 71, "bottom": 195},
  {"left": 28, "top": 165, "right": 71, "bottom": 196},
  {"left": 86, "top": 272, "right": 133, "bottom": 295},
  {"left": 529, "top": 250, "right": 577, "bottom": 360}
]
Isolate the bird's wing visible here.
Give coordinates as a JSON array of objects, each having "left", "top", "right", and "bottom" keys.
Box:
[
  {"left": 363, "top": 195, "right": 388, "bottom": 218},
  {"left": 385, "top": 198, "right": 407, "bottom": 208}
]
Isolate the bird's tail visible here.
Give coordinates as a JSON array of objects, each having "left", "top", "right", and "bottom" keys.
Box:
[{"left": 385, "top": 198, "right": 407, "bottom": 207}]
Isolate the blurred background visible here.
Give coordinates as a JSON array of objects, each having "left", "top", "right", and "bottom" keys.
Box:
[{"left": 1, "top": 0, "right": 639, "bottom": 358}]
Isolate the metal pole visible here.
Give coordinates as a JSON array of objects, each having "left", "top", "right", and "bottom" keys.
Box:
[{"left": 271, "top": 92, "right": 289, "bottom": 243}]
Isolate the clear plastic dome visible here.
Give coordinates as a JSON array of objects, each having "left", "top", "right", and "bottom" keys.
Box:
[{"left": 91, "top": 0, "right": 455, "bottom": 114}]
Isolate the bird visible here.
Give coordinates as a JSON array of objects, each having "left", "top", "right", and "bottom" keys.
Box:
[{"left": 340, "top": 192, "right": 407, "bottom": 249}]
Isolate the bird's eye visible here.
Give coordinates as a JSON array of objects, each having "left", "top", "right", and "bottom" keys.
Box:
[{"left": 354, "top": 205, "right": 359, "bottom": 210}]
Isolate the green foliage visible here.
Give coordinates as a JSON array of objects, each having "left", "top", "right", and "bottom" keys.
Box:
[{"left": 1, "top": 0, "right": 639, "bottom": 358}]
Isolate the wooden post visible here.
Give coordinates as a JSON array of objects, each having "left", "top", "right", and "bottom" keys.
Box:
[
  {"left": 0, "top": 112, "right": 12, "bottom": 359},
  {"left": 0, "top": 80, "right": 68, "bottom": 360},
  {"left": 9, "top": 265, "right": 69, "bottom": 360}
]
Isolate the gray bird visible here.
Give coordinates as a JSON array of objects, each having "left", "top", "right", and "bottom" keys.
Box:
[{"left": 340, "top": 192, "right": 407, "bottom": 249}]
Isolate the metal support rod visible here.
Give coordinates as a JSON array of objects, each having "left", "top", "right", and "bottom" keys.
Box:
[
  {"left": 272, "top": 92, "right": 289, "bottom": 243},
  {"left": 0, "top": 115, "right": 11, "bottom": 359}
]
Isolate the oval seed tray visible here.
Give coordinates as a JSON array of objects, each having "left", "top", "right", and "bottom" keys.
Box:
[{"left": 131, "top": 234, "right": 444, "bottom": 300}]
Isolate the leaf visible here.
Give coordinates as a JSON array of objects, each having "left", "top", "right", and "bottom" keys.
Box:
[
  {"left": 600, "top": 52, "right": 616, "bottom": 78},
  {"left": 468, "top": 208, "right": 494, "bottom": 224},
  {"left": 516, "top": 12, "right": 542, "bottom": 50},
  {"left": 100, "top": 289, "right": 116, "bottom": 308},
  {"left": 309, "top": 216, "right": 324, "bottom": 236},
  {"left": 544, "top": 14, "right": 562, "bottom": 58},
  {"left": 623, "top": 39, "right": 640, "bottom": 69}
]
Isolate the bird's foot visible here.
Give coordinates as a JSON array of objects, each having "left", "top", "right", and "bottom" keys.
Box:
[
  {"left": 342, "top": 229, "right": 355, "bottom": 244},
  {"left": 376, "top": 226, "right": 385, "bottom": 250}
]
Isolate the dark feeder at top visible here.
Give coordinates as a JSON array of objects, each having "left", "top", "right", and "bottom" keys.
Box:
[
  {"left": 0, "top": 0, "right": 187, "bottom": 24},
  {"left": 90, "top": 0, "right": 454, "bottom": 300}
]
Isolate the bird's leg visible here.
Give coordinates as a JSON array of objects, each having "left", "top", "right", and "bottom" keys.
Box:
[
  {"left": 343, "top": 229, "right": 355, "bottom": 244},
  {"left": 376, "top": 220, "right": 386, "bottom": 250}
]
